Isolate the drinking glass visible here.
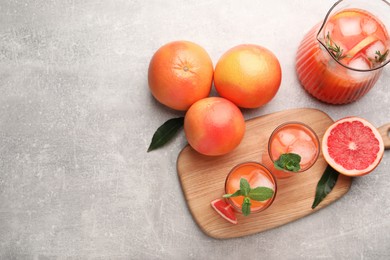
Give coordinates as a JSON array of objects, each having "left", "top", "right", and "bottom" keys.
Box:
[
  {"left": 262, "top": 122, "right": 320, "bottom": 179},
  {"left": 225, "top": 162, "right": 277, "bottom": 214}
]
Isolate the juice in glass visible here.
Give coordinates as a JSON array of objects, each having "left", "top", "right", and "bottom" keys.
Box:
[
  {"left": 296, "top": 1, "right": 390, "bottom": 104},
  {"left": 225, "top": 162, "right": 277, "bottom": 214},
  {"left": 262, "top": 122, "right": 320, "bottom": 179}
]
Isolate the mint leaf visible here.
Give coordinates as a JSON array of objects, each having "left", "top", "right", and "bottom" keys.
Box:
[
  {"left": 223, "top": 178, "right": 275, "bottom": 216},
  {"left": 242, "top": 197, "right": 251, "bottom": 216},
  {"left": 249, "top": 187, "right": 274, "bottom": 201},
  {"left": 240, "top": 178, "right": 251, "bottom": 196},
  {"left": 223, "top": 190, "right": 242, "bottom": 198},
  {"left": 274, "top": 153, "right": 301, "bottom": 172},
  {"left": 147, "top": 117, "right": 184, "bottom": 152},
  {"left": 312, "top": 165, "right": 339, "bottom": 209}
]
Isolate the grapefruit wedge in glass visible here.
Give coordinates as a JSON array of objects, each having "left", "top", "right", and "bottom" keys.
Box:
[{"left": 322, "top": 117, "right": 384, "bottom": 177}]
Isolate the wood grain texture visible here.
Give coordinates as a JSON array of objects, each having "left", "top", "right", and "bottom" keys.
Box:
[{"left": 177, "top": 108, "right": 352, "bottom": 239}]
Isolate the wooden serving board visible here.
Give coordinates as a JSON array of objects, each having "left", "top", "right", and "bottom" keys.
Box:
[{"left": 177, "top": 108, "right": 351, "bottom": 239}]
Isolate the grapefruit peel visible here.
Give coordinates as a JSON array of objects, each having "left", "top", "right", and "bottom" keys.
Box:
[
  {"left": 210, "top": 199, "right": 237, "bottom": 225},
  {"left": 344, "top": 35, "right": 378, "bottom": 61}
]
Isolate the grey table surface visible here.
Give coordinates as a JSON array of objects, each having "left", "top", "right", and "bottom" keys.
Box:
[{"left": 1, "top": 0, "right": 389, "bottom": 259}]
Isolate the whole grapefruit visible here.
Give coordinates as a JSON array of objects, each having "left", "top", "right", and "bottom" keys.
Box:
[
  {"left": 184, "top": 97, "right": 245, "bottom": 156},
  {"left": 322, "top": 117, "right": 384, "bottom": 177},
  {"left": 148, "top": 41, "right": 213, "bottom": 111},
  {"left": 214, "top": 44, "right": 282, "bottom": 109}
]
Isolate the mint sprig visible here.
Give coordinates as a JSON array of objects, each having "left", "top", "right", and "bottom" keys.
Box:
[
  {"left": 223, "top": 178, "right": 274, "bottom": 216},
  {"left": 274, "top": 153, "right": 301, "bottom": 172},
  {"left": 249, "top": 187, "right": 275, "bottom": 201},
  {"left": 242, "top": 197, "right": 251, "bottom": 216}
]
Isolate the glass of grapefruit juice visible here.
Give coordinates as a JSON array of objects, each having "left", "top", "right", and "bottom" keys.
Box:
[
  {"left": 262, "top": 122, "right": 320, "bottom": 179},
  {"left": 296, "top": 0, "right": 390, "bottom": 104},
  {"left": 224, "top": 162, "right": 277, "bottom": 214}
]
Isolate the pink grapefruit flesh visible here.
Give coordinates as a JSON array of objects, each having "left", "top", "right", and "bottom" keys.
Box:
[
  {"left": 322, "top": 117, "right": 384, "bottom": 177},
  {"left": 210, "top": 199, "right": 237, "bottom": 224}
]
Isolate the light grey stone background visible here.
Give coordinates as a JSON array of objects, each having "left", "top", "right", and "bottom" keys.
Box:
[{"left": 0, "top": 0, "right": 389, "bottom": 259}]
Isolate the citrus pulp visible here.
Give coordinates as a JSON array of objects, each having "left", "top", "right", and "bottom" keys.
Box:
[
  {"left": 322, "top": 117, "right": 384, "bottom": 176},
  {"left": 210, "top": 199, "right": 237, "bottom": 225}
]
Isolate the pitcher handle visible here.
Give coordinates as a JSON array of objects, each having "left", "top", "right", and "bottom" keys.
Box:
[{"left": 378, "top": 123, "right": 390, "bottom": 150}]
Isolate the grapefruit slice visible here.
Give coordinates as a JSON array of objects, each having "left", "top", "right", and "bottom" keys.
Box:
[
  {"left": 344, "top": 35, "right": 377, "bottom": 62},
  {"left": 210, "top": 199, "right": 237, "bottom": 224},
  {"left": 322, "top": 117, "right": 384, "bottom": 177},
  {"left": 333, "top": 10, "right": 361, "bottom": 20}
]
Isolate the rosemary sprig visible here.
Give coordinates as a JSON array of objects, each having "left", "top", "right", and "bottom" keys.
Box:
[
  {"left": 325, "top": 32, "right": 347, "bottom": 61},
  {"left": 374, "top": 49, "right": 389, "bottom": 64}
]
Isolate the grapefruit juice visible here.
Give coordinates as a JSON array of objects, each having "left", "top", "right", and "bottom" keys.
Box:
[
  {"left": 225, "top": 162, "right": 276, "bottom": 213},
  {"left": 262, "top": 122, "right": 320, "bottom": 179},
  {"left": 296, "top": 8, "right": 390, "bottom": 104}
]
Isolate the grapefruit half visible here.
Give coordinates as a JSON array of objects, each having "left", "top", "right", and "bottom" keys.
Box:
[
  {"left": 322, "top": 117, "right": 384, "bottom": 177},
  {"left": 210, "top": 199, "right": 237, "bottom": 224}
]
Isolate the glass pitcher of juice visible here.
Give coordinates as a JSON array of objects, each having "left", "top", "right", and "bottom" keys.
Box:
[{"left": 296, "top": 0, "right": 390, "bottom": 104}]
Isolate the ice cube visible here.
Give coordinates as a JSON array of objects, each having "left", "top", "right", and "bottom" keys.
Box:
[
  {"left": 347, "top": 56, "right": 371, "bottom": 80},
  {"left": 252, "top": 170, "right": 274, "bottom": 189},
  {"left": 278, "top": 132, "right": 296, "bottom": 146},
  {"left": 288, "top": 139, "right": 317, "bottom": 166},
  {"left": 270, "top": 138, "right": 288, "bottom": 160},
  {"left": 339, "top": 17, "right": 362, "bottom": 37},
  {"left": 348, "top": 56, "right": 371, "bottom": 70},
  {"left": 298, "top": 130, "right": 313, "bottom": 142},
  {"left": 362, "top": 19, "right": 377, "bottom": 35},
  {"left": 366, "top": 41, "right": 386, "bottom": 60}
]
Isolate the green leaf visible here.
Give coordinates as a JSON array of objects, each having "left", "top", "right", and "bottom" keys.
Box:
[
  {"left": 274, "top": 153, "right": 301, "bottom": 172},
  {"left": 326, "top": 32, "right": 347, "bottom": 61},
  {"left": 223, "top": 190, "right": 242, "bottom": 198},
  {"left": 147, "top": 117, "right": 184, "bottom": 152},
  {"left": 249, "top": 187, "right": 274, "bottom": 201},
  {"left": 223, "top": 178, "right": 275, "bottom": 216},
  {"left": 242, "top": 197, "right": 251, "bottom": 216},
  {"left": 240, "top": 178, "right": 251, "bottom": 196},
  {"left": 375, "top": 49, "right": 389, "bottom": 63},
  {"left": 311, "top": 165, "right": 340, "bottom": 209}
]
